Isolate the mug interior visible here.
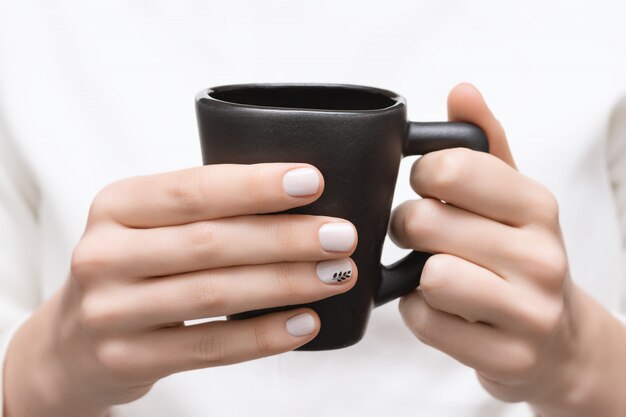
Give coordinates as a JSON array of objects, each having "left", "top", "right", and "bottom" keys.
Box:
[{"left": 208, "top": 84, "right": 398, "bottom": 111}]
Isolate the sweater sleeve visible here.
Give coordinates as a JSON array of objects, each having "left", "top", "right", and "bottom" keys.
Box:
[
  {"left": 607, "top": 95, "right": 626, "bottom": 322},
  {"left": 0, "top": 120, "right": 41, "bottom": 416}
]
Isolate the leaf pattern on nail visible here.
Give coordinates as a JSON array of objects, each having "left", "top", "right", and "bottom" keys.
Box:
[{"left": 332, "top": 270, "right": 352, "bottom": 282}]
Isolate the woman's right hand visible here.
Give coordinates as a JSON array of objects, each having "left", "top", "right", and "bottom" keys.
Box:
[{"left": 3, "top": 163, "right": 358, "bottom": 417}]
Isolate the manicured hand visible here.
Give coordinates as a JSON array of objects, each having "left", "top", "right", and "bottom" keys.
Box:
[
  {"left": 4, "top": 163, "right": 358, "bottom": 417},
  {"left": 389, "top": 83, "right": 626, "bottom": 416}
]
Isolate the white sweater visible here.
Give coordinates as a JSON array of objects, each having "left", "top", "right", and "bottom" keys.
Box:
[{"left": 1, "top": 1, "right": 626, "bottom": 416}]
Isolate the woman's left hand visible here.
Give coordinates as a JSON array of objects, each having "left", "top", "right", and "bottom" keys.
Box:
[{"left": 389, "top": 83, "right": 626, "bottom": 417}]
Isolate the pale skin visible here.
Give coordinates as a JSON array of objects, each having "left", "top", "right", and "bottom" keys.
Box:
[{"left": 3, "top": 83, "right": 626, "bottom": 416}]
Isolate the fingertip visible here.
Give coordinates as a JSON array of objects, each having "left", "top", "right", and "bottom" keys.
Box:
[
  {"left": 398, "top": 289, "right": 420, "bottom": 317},
  {"left": 318, "top": 220, "right": 358, "bottom": 254},
  {"left": 387, "top": 199, "right": 418, "bottom": 250},
  {"left": 285, "top": 308, "right": 321, "bottom": 340},
  {"left": 347, "top": 257, "right": 359, "bottom": 284},
  {"left": 281, "top": 163, "right": 325, "bottom": 199},
  {"left": 447, "top": 82, "right": 488, "bottom": 117},
  {"left": 349, "top": 222, "right": 359, "bottom": 253},
  {"left": 312, "top": 165, "right": 326, "bottom": 196},
  {"left": 295, "top": 163, "right": 326, "bottom": 195},
  {"left": 449, "top": 82, "right": 480, "bottom": 99},
  {"left": 301, "top": 308, "right": 322, "bottom": 332},
  {"left": 446, "top": 85, "right": 517, "bottom": 168}
]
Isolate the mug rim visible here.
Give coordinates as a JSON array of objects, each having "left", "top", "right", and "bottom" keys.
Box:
[{"left": 196, "top": 83, "right": 406, "bottom": 114}]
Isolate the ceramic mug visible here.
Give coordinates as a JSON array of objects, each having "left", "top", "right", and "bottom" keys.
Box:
[{"left": 195, "top": 83, "right": 488, "bottom": 350}]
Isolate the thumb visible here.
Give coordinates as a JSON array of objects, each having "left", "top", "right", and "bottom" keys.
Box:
[{"left": 447, "top": 83, "right": 516, "bottom": 169}]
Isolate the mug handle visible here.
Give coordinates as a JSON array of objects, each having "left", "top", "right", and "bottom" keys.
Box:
[{"left": 373, "top": 122, "right": 489, "bottom": 307}]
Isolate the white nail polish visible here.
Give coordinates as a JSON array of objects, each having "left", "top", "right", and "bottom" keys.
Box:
[
  {"left": 319, "top": 223, "right": 356, "bottom": 252},
  {"left": 286, "top": 313, "right": 316, "bottom": 337},
  {"left": 282, "top": 168, "right": 320, "bottom": 197},
  {"left": 316, "top": 258, "right": 353, "bottom": 284}
]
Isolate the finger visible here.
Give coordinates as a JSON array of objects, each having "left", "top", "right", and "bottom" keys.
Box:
[
  {"left": 389, "top": 198, "right": 522, "bottom": 279},
  {"left": 410, "top": 148, "right": 559, "bottom": 227},
  {"left": 447, "top": 83, "right": 516, "bottom": 168},
  {"left": 130, "top": 309, "right": 320, "bottom": 380},
  {"left": 79, "top": 215, "right": 357, "bottom": 279},
  {"left": 419, "top": 254, "right": 553, "bottom": 335},
  {"left": 399, "top": 290, "right": 536, "bottom": 384},
  {"left": 86, "top": 259, "right": 357, "bottom": 332},
  {"left": 90, "top": 163, "right": 325, "bottom": 228}
]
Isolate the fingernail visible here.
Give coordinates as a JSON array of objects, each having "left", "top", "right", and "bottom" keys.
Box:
[
  {"left": 283, "top": 167, "right": 320, "bottom": 197},
  {"left": 319, "top": 223, "right": 356, "bottom": 252},
  {"left": 286, "top": 313, "right": 316, "bottom": 337},
  {"left": 316, "top": 258, "right": 353, "bottom": 284}
]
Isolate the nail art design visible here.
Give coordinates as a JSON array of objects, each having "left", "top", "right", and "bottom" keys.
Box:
[
  {"left": 316, "top": 258, "right": 353, "bottom": 285},
  {"left": 332, "top": 270, "right": 352, "bottom": 283}
]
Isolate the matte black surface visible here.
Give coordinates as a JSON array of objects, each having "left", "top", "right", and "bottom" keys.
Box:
[{"left": 196, "top": 83, "right": 488, "bottom": 350}]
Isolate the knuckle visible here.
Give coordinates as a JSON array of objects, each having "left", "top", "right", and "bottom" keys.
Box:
[
  {"left": 70, "top": 242, "right": 92, "bottom": 284},
  {"left": 190, "top": 272, "right": 227, "bottom": 315},
  {"left": 427, "top": 148, "right": 471, "bottom": 191},
  {"left": 95, "top": 339, "right": 134, "bottom": 380},
  {"left": 403, "top": 199, "right": 441, "bottom": 241},
  {"left": 532, "top": 187, "right": 560, "bottom": 225},
  {"left": 273, "top": 216, "right": 300, "bottom": 254},
  {"left": 167, "top": 169, "right": 207, "bottom": 215},
  {"left": 194, "top": 333, "right": 224, "bottom": 366},
  {"left": 70, "top": 238, "right": 109, "bottom": 285},
  {"left": 546, "top": 251, "right": 570, "bottom": 282},
  {"left": 79, "top": 294, "right": 117, "bottom": 335},
  {"left": 183, "top": 221, "right": 219, "bottom": 258},
  {"left": 78, "top": 295, "right": 101, "bottom": 331},
  {"left": 524, "top": 297, "right": 565, "bottom": 336},
  {"left": 273, "top": 262, "right": 305, "bottom": 299},
  {"left": 254, "top": 323, "right": 279, "bottom": 355},
  {"left": 503, "top": 343, "right": 540, "bottom": 382},
  {"left": 88, "top": 183, "right": 117, "bottom": 221},
  {"left": 519, "top": 239, "right": 569, "bottom": 289},
  {"left": 245, "top": 165, "right": 274, "bottom": 203}
]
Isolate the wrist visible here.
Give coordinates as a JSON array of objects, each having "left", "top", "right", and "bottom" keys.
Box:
[
  {"left": 4, "top": 287, "right": 109, "bottom": 417},
  {"left": 530, "top": 286, "right": 626, "bottom": 417}
]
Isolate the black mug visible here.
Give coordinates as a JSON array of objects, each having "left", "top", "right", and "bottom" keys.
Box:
[{"left": 195, "top": 83, "right": 488, "bottom": 350}]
